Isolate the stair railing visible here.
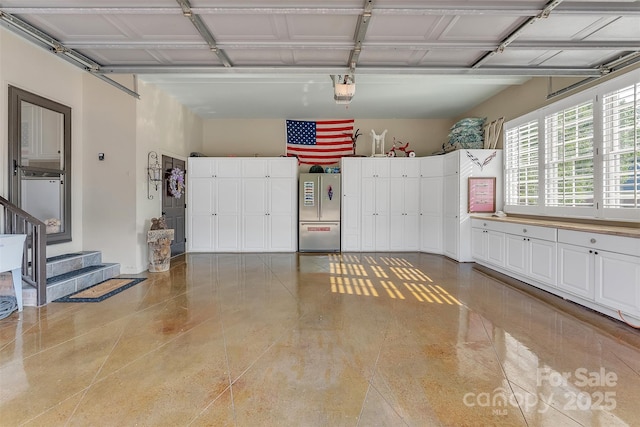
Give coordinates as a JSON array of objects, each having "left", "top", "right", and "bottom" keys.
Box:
[{"left": 1, "top": 195, "right": 47, "bottom": 306}]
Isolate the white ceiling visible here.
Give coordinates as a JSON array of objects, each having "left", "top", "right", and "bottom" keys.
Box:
[{"left": 1, "top": 1, "right": 639, "bottom": 119}]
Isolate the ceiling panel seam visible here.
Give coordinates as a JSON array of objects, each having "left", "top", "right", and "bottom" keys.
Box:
[
  {"left": 174, "top": 0, "right": 231, "bottom": 67},
  {"left": 471, "top": 0, "right": 565, "bottom": 69}
]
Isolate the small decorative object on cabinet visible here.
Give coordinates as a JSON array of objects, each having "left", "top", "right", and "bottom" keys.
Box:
[
  {"left": 448, "top": 117, "right": 486, "bottom": 149},
  {"left": 387, "top": 138, "right": 416, "bottom": 157},
  {"left": 370, "top": 129, "right": 387, "bottom": 157}
]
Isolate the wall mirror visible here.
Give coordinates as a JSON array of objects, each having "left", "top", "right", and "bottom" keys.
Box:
[{"left": 8, "top": 86, "right": 72, "bottom": 244}]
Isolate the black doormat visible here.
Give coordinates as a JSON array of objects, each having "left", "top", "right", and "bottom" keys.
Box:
[{"left": 54, "top": 278, "right": 146, "bottom": 303}]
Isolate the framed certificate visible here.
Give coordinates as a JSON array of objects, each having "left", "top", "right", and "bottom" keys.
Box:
[{"left": 468, "top": 177, "right": 496, "bottom": 213}]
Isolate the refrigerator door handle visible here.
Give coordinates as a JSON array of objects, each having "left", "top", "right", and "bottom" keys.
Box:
[{"left": 317, "top": 177, "right": 322, "bottom": 221}]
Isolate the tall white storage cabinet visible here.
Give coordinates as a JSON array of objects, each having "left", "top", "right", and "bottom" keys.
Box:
[
  {"left": 188, "top": 158, "right": 242, "bottom": 251},
  {"left": 389, "top": 158, "right": 421, "bottom": 251},
  {"left": 187, "top": 157, "right": 296, "bottom": 253},
  {"left": 341, "top": 157, "right": 362, "bottom": 251},
  {"left": 420, "top": 156, "right": 443, "bottom": 254},
  {"left": 339, "top": 150, "right": 501, "bottom": 258},
  {"left": 443, "top": 149, "right": 503, "bottom": 262},
  {"left": 361, "top": 158, "right": 391, "bottom": 251},
  {"left": 241, "top": 158, "right": 297, "bottom": 252}
]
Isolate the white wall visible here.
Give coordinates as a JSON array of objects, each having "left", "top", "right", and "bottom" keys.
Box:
[
  {"left": 202, "top": 118, "right": 454, "bottom": 159},
  {"left": 0, "top": 28, "right": 84, "bottom": 257},
  {"left": 82, "top": 73, "right": 139, "bottom": 271},
  {"left": 135, "top": 80, "right": 203, "bottom": 272}
]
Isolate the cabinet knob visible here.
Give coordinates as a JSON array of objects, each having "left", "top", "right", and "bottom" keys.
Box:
[
  {"left": 590, "top": 238, "right": 596, "bottom": 244},
  {"left": 589, "top": 250, "right": 593, "bottom": 254}
]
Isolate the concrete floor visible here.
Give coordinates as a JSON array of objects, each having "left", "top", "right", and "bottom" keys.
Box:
[{"left": 1, "top": 252, "right": 639, "bottom": 426}]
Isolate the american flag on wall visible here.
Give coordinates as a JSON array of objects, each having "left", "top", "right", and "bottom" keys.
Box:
[{"left": 286, "top": 119, "right": 354, "bottom": 165}]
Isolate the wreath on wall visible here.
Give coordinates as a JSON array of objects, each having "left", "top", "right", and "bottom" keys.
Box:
[{"left": 168, "top": 167, "right": 185, "bottom": 199}]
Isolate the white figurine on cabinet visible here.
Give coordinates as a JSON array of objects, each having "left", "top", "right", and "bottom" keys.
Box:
[{"left": 371, "top": 129, "right": 387, "bottom": 157}]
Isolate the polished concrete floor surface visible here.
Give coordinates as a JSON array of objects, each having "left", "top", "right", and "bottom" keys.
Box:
[{"left": 1, "top": 253, "right": 639, "bottom": 426}]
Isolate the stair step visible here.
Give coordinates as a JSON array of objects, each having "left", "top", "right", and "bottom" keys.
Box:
[
  {"left": 22, "top": 262, "right": 121, "bottom": 305},
  {"left": 45, "top": 250, "right": 102, "bottom": 278},
  {"left": 3, "top": 250, "right": 121, "bottom": 307}
]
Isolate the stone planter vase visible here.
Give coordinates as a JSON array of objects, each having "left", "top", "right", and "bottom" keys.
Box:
[{"left": 147, "top": 229, "right": 174, "bottom": 272}]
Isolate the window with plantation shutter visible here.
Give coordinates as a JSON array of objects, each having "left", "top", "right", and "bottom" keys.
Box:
[
  {"left": 505, "top": 120, "right": 538, "bottom": 206},
  {"left": 544, "top": 101, "right": 594, "bottom": 207},
  {"left": 602, "top": 84, "right": 640, "bottom": 209},
  {"left": 504, "top": 68, "right": 639, "bottom": 220}
]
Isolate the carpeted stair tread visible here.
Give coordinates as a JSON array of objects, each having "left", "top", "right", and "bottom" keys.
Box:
[
  {"left": 46, "top": 252, "right": 84, "bottom": 262},
  {"left": 47, "top": 264, "right": 107, "bottom": 285}
]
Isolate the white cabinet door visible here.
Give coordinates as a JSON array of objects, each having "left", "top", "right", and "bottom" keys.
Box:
[
  {"left": 189, "top": 215, "right": 214, "bottom": 251},
  {"left": 505, "top": 234, "right": 527, "bottom": 275},
  {"left": 420, "top": 156, "right": 444, "bottom": 177},
  {"left": 362, "top": 157, "right": 390, "bottom": 178},
  {"left": 403, "top": 214, "right": 420, "bottom": 251},
  {"left": 268, "top": 157, "right": 296, "bottom": 177},
  {"left": 188, "top": 177, "right": 214, "bottom": 251},
  {"left": 389, "top": 171, "right": 419, "bottom": 251},
  {"left": 420, "top": 176, "right": 443, "bottom": 253},
  {"left": 595, "top": 250, "right": 640, "bottom": 317},
  {"left": 268, "top": 177, "right": 295, "bottom": 251},
  {"left": 241, "top": 158, "right": 268, "bottom": 178},
  {"left": 443, "top": 175, "right": 459, "bottom": 218},
  {"left": 443, "top": 173, "right": 459, "bottom": 259},
  {"left": 361, "top": 214, "right": 376, "bottom": 251},
  {"left": 189, "top": 157, "right": 242, "bottom": 178},
  {"left": 443, "top": 216, "right": 459, "bottom": 259},
  {"left": 471, "top": 228, "right": 487, "bottom": 261},
  {"left": 529, "top": 238, "right": 556, "bottom": 286},
  {"left": 189, "top": 158, "right": 215, "bottom": 178},
  {"left": 215, "top": 178, "right": 241, "bottom": 251},
  {"left": 375, "top": 213, "right": 390, "bottom": 251},
  {"left": 361, "top": 164, "right": 390, "bottom": 251},
  {"left": 390, "top": 158, "right": 420, "bottom": 177},
  {"left": 374, "top": 175, "right": 390, "bottom": 250},
  {"left": 486, "top": 231, "right": 505, "bottom": 267},
  {"left": 443, "top": 151, "right": 459, "bottom": 175},
  {"left": 557, "top": 243, "right": 594, "bottom": 299},
  {"left": 190, "top": 177, "right": 214, "bottom": 215},
  {"left": 242, "top": 178, "right": 267, "bottom": 251},
  {"left": 341, "top": 158, "right": 361, "bottom": 251},
  {"left": 472, "top": 227, "right": 505, "bottom": 267}
]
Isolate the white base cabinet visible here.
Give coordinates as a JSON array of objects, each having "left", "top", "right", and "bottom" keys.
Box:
[
  {"left": 187, "top": 157, "right": 296, "bottom": 253},
  {"left": 471, "top": 226, "right": 505, "bottom": 267},
  {"left": 557, "top": 243, "right": 594, "bottom": 299},
  {"left": 595, "top": 250, "right": 640, "bottom": 317},
  {"left": 472, "top": 218, "right": 640, "bottom": 323}
]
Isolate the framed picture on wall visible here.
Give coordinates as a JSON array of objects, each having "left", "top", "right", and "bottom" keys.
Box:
[{"left": 468, "top": 177, "right": 496, "bottom": 213}]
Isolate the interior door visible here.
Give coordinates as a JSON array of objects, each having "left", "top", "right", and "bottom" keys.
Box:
[{"left": 162, "top": 155, "right": 186, "bottom": 256}]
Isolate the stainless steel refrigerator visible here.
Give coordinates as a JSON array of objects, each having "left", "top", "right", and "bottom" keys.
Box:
[{"left": 299, "top": 173, "right": 341, "bottom": 252}]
